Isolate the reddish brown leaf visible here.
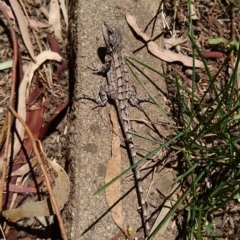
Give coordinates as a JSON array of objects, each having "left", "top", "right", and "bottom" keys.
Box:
[
  {"left": 48, "top": 35, "right": 68, "bottom": 82},
  {"left": 7, "top": 183, "right": 43, "bottom": 194},
  {"left": 17, "top": 107, "right": 45, "bottom": 160},
  {"left": 56, "top": 61, "right": 67, "bottom": 75},
  {"left": 27, "top": 74, "right": 44, "bottom": 107},
  {"left": 55, "top": 61, "right": 67, "bottom": 82},
  {"left": 48, "top": 34, "right": 62, "bottom": 56},
  {"left": 202, "top": 51, "right": 223, "bottom": 59},
  {"left": 7, "top": 228, "right": 19, "bottom": 240},
  {"left": 39, "top": 102, "right": 68, "bottom": 140}
]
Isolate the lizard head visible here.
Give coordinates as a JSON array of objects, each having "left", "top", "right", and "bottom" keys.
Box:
[{"left": 102, "top": 21, "right": 122, "bottom": 53}]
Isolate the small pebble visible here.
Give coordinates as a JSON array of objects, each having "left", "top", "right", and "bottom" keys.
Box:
[{"left": 185, "top": 69, "right": 193, "bottom": 76}]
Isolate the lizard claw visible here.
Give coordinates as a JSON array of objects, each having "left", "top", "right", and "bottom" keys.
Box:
[{"left": 87, "top": 63, "right": 101, "bottom": 73}]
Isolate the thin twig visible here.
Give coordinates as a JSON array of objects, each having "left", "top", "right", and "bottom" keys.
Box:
[
  {"left": 0, "top": 2, "right": 18, "bottom": 211},
  {"left": 8, "top": 106, "right": 68, "bottom": 240},
  {"left": 0, "top": 223, "right": 6, "bottom": 240},
  {"left": 0, "top": 115, "right": 8, "bottom": 148}
]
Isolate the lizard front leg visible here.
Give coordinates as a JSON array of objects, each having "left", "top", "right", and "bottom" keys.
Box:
[
  {"left": 81, "top": 85, "right": 108, "bottom": 107},
  {"left": 88, "top": 55, "right": 112, "bottom": 74},
  {"left": 81, "top": 55, "right": 113, "bottom": 106}
]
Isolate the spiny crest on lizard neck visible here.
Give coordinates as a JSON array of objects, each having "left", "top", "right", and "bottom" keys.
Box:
[{"left": 102, "top": 20, "right": 122, "bottom": 54}]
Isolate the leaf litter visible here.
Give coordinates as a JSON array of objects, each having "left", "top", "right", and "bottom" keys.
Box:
[
  {"left": 76, "top": 2, "right": 240, "bottom": 239},
  {"left": 122, "top": 1, "right": 240, "bottom": 239},
  {"left": 0, "top": 0, "right": 69, "bottom": 239}
]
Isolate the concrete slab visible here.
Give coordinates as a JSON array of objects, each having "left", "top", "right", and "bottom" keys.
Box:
[{"left": 66, "top": 1, "right": 176, "bottom": 239}]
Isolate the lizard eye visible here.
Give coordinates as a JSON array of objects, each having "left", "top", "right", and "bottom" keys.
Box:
[{"left": 107, "top": 29, "right": 113, "bottom": 35}]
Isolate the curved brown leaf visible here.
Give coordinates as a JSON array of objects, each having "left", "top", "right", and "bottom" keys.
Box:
[
  {"left": 105, "top": 108, "right": 129, "bottom": 238},
  {"left": 126, "top": 13, "right": 204, "bottom": 68},
  {"left": 13, "top": 51, "right": 62, "bottom": 161}
]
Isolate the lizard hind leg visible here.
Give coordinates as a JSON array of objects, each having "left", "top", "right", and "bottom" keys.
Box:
[{"left": 128, "top": 85, "right": 153, "bottom": 110}]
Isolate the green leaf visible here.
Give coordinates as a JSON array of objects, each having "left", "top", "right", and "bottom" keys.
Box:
[
  {"left": 208, "top": 38, "right": 226, "bottom": 45},
  {"left": 0, "top": 60, "right": 13, "bottom": 70}
]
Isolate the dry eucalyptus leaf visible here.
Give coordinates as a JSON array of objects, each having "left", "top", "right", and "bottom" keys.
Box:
[
  {"left": 11, "top": 159, "right": 38, "bottom": 177},
  {"left": 150, "top": 183, "right": 179, "bottom": 238},
  {"left": 49, "top": 0, "right": 62, "bottom": 41},
  {"left": 126, "top": 13, "right": 204, "bottom": 68},
  {"left": 8, "top": 0, "right": 35, "bottom": 61},
  {"left": 105, "top": 108, "right": 128, "bottom": 237},
  {"left": 2, "top": 159, "right": 70, "bottom": 222},
  {"left": 164, "top": 36, "right": 187, "bottom": 50},
  {"left": 59, "top": 0, "right": 68, "bottom": 28}
]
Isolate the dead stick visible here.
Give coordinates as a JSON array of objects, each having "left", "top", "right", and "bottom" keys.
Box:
[
  {"left": 8, "top": 106, "right": 68, "bottom": 240},
  {"left": 0, "top": 2, "right": 18, "bottom": 211}
]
